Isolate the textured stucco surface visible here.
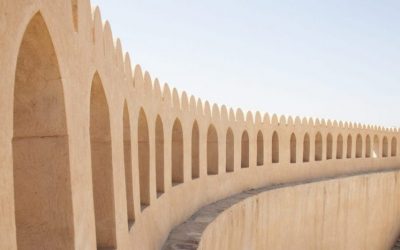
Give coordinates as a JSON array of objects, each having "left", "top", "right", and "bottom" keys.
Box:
[
  {"left": 0, "top": 0, "right": 399, "bottom": 249},
  {"left": 192, "top": 170, "right": 400, "bottom": 250}
]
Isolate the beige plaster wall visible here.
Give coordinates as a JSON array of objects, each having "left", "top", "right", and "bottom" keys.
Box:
[
  {"left": 198, "top": 170, "right": 400, "bottom": 250},
  {"left": 0, "top": 0, "right": 399, "bottom": 249}
]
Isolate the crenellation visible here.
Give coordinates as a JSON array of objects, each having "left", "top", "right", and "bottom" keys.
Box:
[{"left": 1, "top": 1, "right": 399, "bottom": 249}]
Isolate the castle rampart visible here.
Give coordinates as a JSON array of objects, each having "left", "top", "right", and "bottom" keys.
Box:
[{"left": 0, "top": 0, "right": 399, "bottom": 249}]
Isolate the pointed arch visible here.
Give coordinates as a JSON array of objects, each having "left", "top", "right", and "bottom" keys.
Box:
[
  {"left": 123, "top": 102, "right": 134, "bottom": 227},
  {"left": 155, "top": 115, "right": 164, "bottom": 194},
  {"left": 90, "top": 73, "right": 117, "bottom": 247},
  {"left": 326, "top": 133, "right": 333, "bottom": 160},
  {"left": 71, "top": 0, "right": 79, "bottom": 31},
  {"left": 226, "top": 128, "right": 234, "bottom": 172},
  {"left": 138, "top": 108, "right": 150, "bottom": 207},
  {"left": 303, "top": 133, "right": 310, "bottom": 162},
  {"left": 290, "top": 133, "right": 296, "bottom": 163},
  {"left": 172, "top": 119, "right": 184, "bottom": 184},
  {"left": 315, "top": 132, "right": 322, "bottom": 161},
  {"left": 241, "top": 131, "right": 249, "bottom": 168},
  {"left": 346, "top": 135, "right": 352, "bottom": 158},
  {"left": 336, "top": 134, "right": 343, "bottom": 159},
  {"left": 382, "top": 136, "right": 388, "bottom": 157},
  {"left": 356, "top": 134, "right": 362, "bottom": 158},
  {"left": 256, "top": 131, "right": 264, "bottom": 166},
  {"left": 373, "top": 135, "right": 380, "bottom": 158},
  {"left": 272, "top": 131, "right": 279, "bottom": 163},
  {"left": 191, "top": 121, "right": 200, "bottom": 178},
  {"left": 365, "top": 135, "right": 371, "bottom": 158},
  {"left": 207, "top": 125, "right": 219, "bottom": 174},
  {"left": 13, "top": 12, "right": 75, "bottom": 249},
  {"left": 391, "top": 137, "right": 397, "bottom": 157}
]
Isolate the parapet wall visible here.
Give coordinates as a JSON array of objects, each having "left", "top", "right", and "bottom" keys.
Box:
[
  {"left": 196, "top": 170, "right": 400, "bottom": 250},
  {"left": 0, "top": 0, "right": 399, "bottom": 249}
]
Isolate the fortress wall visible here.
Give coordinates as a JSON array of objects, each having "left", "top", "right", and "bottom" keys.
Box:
[
  {"left": 197, "top": 170, "right": 400, "bottom": 250},
  {"left": 0, "top": 0, "right": 399, "bottom": 249}
]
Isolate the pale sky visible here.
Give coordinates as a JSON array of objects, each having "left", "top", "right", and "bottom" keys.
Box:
[{"left": 90, "top": 0, "right": 400, "bottom": 128}]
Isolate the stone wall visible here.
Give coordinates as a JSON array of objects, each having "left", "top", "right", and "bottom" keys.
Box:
[
  {"left": 0, "top": 0, "right": 399, "bottom": 249},
  {"left": 196, "top": 170, "right": 400, "bottom": 250}
]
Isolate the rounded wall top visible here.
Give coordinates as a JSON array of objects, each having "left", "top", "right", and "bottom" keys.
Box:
[
  {"left": 246, "top": 111, "right": 253, "bottom": 124},
  {"left": 204, "top": 101, "right": 211, "bottom": 118},
  {"left": 181, "top": 92, "right": 189, "bottom": 112},
  {"left": 212, "top": 104, "right": 220, "bottom": 121},
  {"left": 172, "top": 88, "right": 181, "bottom": 110},
  {"left": 221, "top": 105, "right": 228, "bottom": 122},
  {"left": 236, "top": 109, "right": 244, "bottom": 122},
  {"left": 271, "top": 114, "right": 278, "bottom": 125},
  {"left": 189, "top": 96, "right": 197, "bottom": 113},
  {"left": 153, "top": 79, "right": 162, "bottom": 99}
]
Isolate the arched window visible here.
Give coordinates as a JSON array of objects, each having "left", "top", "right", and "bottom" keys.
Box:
[
  {"left": 336, "top": 134, "right": 343, "bottom": 159},
  {"left": 303, "top": 133, "right": 310, "bottom": 162},
  {"left": 207, "top": 125, "right": 219, "bottom": 174},
  {"left": 290, "top": 133, "right": 296, "bottom": 163},
  {"left": 13, "top": 13, "right": 75, "bottom": 249},
  {"left": 365, "top": 135, "right": 371, "bottom": 158},
  {"left": 123, "top": 103, "right": 134, "bottom": 227},
  {"left": 172, "top": 119, "right": 184, "bottom": 184},
  {"left": 391, "top": 137, "right": 397, "bottom": 157},
  {"left": 355, "top": 134, "right": 362, "bottom": 158},
  {"left": 191, "top": 121, "right": 200, "bottom": 179},
  {"left": 257, "top": 131, "right": 264, "bottom": 166},
  {"left": 241, "top": 131, "right": 250, "bottom": 168},
  {"left": 272, "top": 131, "right": 279, "bottom": 163},
  {"left": 382, "top": 136, "right": 388, "bottom": 157},
  {"left": 315, "top": 132, "right": 322, "bottom": 161},
  {"left": 373, "top": 135, "right": 380, "bottom": 158},
  {"left": 326, "top": 133, "right": 333, "bottom": 160},
  {"left": 90, "top": 74, "right": 117, "bottom": 247},
  {"left": 226, "top": 128, "right": 234, "bottom": 172},
  {"left": 138, "top": 109, "right": 150, "bottom": 207},
  {"left": 155, "top": 116, "right": 164, "bottom": 194},
  {"left": 346, "top": 135, "right": 352, "bottom": 158}
]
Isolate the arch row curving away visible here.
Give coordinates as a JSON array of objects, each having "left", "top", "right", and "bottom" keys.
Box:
[{"left": 0, "top": 1, "right": 399, "bottom": 249}]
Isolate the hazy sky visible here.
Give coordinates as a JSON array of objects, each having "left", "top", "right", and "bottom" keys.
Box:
[{"left": 90, "top": 0, "right": 400, "bottom": 128}]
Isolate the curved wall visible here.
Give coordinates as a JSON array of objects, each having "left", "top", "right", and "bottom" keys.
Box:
[
  {"left": 198, "top": 170, "right": 400, "bottom": 250},
  {"left": 0, "top": 0, "right": 399, "bottom": 249}
]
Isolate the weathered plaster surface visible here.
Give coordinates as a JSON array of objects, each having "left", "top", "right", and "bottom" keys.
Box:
[{"left": 0, "top": 0, "right": 399, "bottom": 249}]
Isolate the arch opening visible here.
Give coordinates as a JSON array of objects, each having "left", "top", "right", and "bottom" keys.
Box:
[
  {"left": 89, "top": 73, "right": 117, "bottom": 247},
  {"left": 191, "top": 121, "right": 200, "bottom": 179},
  {"left": 290, "top": 133, "right": 296, "bottom": 163},
  {"left": 366, "top": 135, "right": 371, "bottom": 158},
  {"left": 373, "top": 135, "right": 380, "bottom": 158},
  {"left": 172, "top": 119, "right": 184, "bottom": 184},
  {"left": 303, "top": 133, "right": 310, "bottom": 163},
  {"left": 207, "top": 125, "right": 219, "bottom": 174},
  {"left": 155, "top": 116, "right": 164, "bottom": 195},
  {"left": 123, "top": 103, "right": 135, "bottom": 228},
  {"left": 226, "top": 128, "right": 234, "bottom": 172},
  {"left": 356, "top": 134, "right": 362, "bottom": 158},
  {"left": 257, "top": 131, "right": 264, "bottom": 166},
  {"left": 391, "top": 137, "right": 397, "bottom": 157},
  {"left": 337, "top": 135, "right": 343, "bottom": 159},
  {"left": 13, "top": 13, "right": 75, "bottom": 249},
  {"left": 382, "top": 137, "right": 388, "bottom": 157},
  {"left": 346, "top": 135, "right": 352, "bottom": 158},
  {"left": 326, "top": 133, "right": 333, "bottom": 160},
  {"left": 315, "top": 132, "right": 322, "bottom": 161},
  {"left": 138, "top": 109, "right": 150, "bottom": 208},
  {"left": 272, "top": 131, "right": 279, "bottom": 163},
  {"left": 241, "top": 131, "right": 250, "bottom": 168},
  {"left": 71, "top": 0, "right": 78, "bottom": 31}
]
